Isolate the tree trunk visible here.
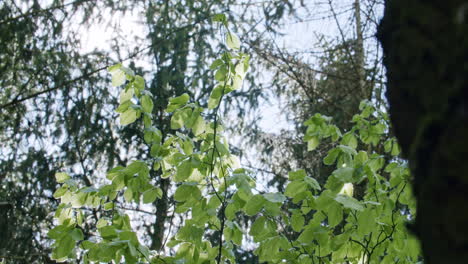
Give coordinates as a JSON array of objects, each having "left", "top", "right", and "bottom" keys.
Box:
[
  {"left": 354, "top": 0, "right": 367, "bottom": 99},
  {"left": 378, "top": 1, "right": 468, "bottom": 263}
]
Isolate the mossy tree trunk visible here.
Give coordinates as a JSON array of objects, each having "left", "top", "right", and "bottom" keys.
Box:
[{"left": 378, "top": 1, "right": 468, "bottom": 263}]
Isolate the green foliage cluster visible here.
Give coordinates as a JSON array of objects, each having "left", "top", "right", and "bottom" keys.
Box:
[{"left": 49, "top": 15, "right": 421, "bottom": 264}]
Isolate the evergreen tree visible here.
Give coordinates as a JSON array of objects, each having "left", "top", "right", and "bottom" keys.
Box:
[{"left": 0, "top": 0, "right": 297, "bottom": 261}]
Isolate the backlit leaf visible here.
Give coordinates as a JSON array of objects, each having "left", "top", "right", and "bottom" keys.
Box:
[
  {"left": 120, "top": 108, "right": 137, "bottom": 125},
  {"left": 226, "top": 32, "right": 240, "bottom": 50}
]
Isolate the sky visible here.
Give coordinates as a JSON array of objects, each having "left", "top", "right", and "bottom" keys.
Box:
[
  {"left": 21, "top": 0, "right": 384, "bottom": 248},
  {"left": 70, "top": 1, "right": 384, "bottom": 200},
  {"left": 78, "top": 0, "right": 382, "bottom": 135}
]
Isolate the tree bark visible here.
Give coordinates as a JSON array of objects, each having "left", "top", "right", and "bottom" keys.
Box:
[
  {"left": 378, "top": 1, "right": 468, "bottom": 263},
  {"left": 151, "top": 177, "right": 170, "bottom": 250}
]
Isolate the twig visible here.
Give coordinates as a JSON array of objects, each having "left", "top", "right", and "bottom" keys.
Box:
[
  {"left": 0, "top": 17, "right": 208, "bottom": 110},
  {"left": 0, "top": 0, "right": 94, "bottom": 25},
  {"left": 212, "top": 62, "right": 231, "bottom": 264}
]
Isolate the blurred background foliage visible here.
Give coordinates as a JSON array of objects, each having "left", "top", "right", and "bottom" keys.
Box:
[{"left": 0, "top": 0, "right": 384, "bottom": 262}]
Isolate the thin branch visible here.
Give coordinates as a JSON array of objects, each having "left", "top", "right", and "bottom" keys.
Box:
[
  {"left": 212, "top": 62, "right": 231, "bottom": 264},
  {"left": 328, "top": 0, "right": 370, "bottom": 100},
  {"left": 160, "top": 203, "right": 176, "bottom": 251},
  {"left": 368, "top": 183, "right": 407, "bottom": 259},
  {"left": 251, "top": 41, "right": 354, "bottom": 118},
  {"left": 350, "top": 238, "right": 372, "bottom": 257},
  {"left": 0, "top": 0, "right": 94, "bottom": 25},
  {"left": 0, "top": 17, "right": 208, "bottom": 110}
]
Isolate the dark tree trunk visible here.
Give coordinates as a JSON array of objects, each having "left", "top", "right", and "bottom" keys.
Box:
[{"left": 377, "top": 1, "right": 468, "bottom": 263}]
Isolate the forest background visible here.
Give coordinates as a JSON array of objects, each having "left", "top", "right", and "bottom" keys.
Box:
[{"left": 0, "top": 0, "right": 412, "bottom": 263}]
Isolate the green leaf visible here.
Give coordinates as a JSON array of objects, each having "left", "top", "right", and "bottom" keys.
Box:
[
  {"left": 226, "top": 32, "right": 240, "bottom": 50},
  {"left": 386, "top": 139, "right": 401, "bottom": 156},
  {"left": 144, "top": 127, "right": 162, "bottom": 144},
  {"left": 392, "top": 143, "right": 401, "bottom": 156},
  {"left": 174, "top": 185, "right": 200, "bottom": 202},
  {"left": 112, "top": 70, "right": 126, "bottom": 87},
  {"left": 176, "top": 224, "right": 203, "bottom": 244},
  {"left": 249, "top": 216, "right": 266, "bottom": 237},
  {"left": 341, "top": 132, "right": 358, "bottom": 149},
  {"left": 291, "top": 212, "right": 305, "bottom": 232},
  {"left": 285, "top": 180, "right": 307, "bottom": 198},
  {"left": 329, "top": 125, "right": 342, "bottom": 141},
  {"left": 244, "top": 194, "right": 266, "bottom": 216},
  {"left": 210, "top": 58, "right": 224, "bottom": 70},
  {"left": 175, "top": 160, "right": 194, "bottom": 182},
  {"left": 332, "top": 167, "right": 354, "bottom": 182},
  {"left": 99, "top": 225, "right": 118, "bottom": 240},
  {"left": 354, "top": 151, "right": 368, "bottom": 165},
  {"left": 225, "top": 203, "right": 238, "bottom": 220},
  {"left": 298, "top": 225, "right": 323, "bottom": 244},
  {"left": 96, "top": 219, "right": 108, "bottom": 228},
  {"left": 171, "top": 108, "right": 192, "bottom": 130},
  {"left": 119, "top": 231, "right": 139, "bottom": 246},
  {"left": 384, "top": 139, "right": 392, "bottom": 153},
  {"left": 208, "top": 85, "right": 224, "bottom": 109},
  {"left": 124, "top": 188, "right": 133, "bottom": 202},
  {"left": 307, "top": 136, "right": 320, "bottom": 151},
  {"left": 324, "top": 148, "right": 340, "bottom": 165},
  {"left": 141, "top": 95, "right": 153, "bottom": 113},
  {"left": 192, "top": 115, "right": 206, "bottom": 136},
  {"left": 212, "top": 14, "right": 227, "bottom": 23},
  {"left": 108, "top": 63, "right": 122, "bottom": 73},
  {"left": 103, "top": 202, "right": 114, "bottom": 210},
  {"left": 208, "top": 97, "right": 221, "bottom": 110},
  {"left": 357, "top": 208, "right": 375, "bottom": 235},
  {"left": 288, "top": 169, "right": 306, "bottom": 180},
  {"left": 304, "top": 176, "right": 321, "bottom": 190},
  {"left": 334, "top": 194, "right": 364, "bottom": 211},
  {"left": 70, "top": 228, "right": 84, "bottom": 241},
  {"left": 120, "top": 87, "right": 134, "bottom": 103},
  {"left": 143, "top": 188, "right": 162, "bottom": 204},
  {"left": 138, "top": 245, "right": 151, "bottom": 261},
  {"left": 172, "top": 93, "right": 190, "bottom": 104},
  {"left": 120, "top": 108, "right": 137, "bottom": 125},
  {"left": 125, "top": 160, "right": 148, "bottom": 176},
  {"left": 81, "top": 241, "right": 95, "bottom": 250},
  {"left": 54, "top": 235, "right": 75, "bottom": 259},
  {"left": 368, "top": 155, "right": 385, "bottom": 171},
  {"left": 120, "top": 66, "right": 134, "bottom": 77},
  {"left": 133, "top": 75, "right": 145, "bottom": 91},
  {"left": 263, "top": 201, "right": 281, "bottom": 216},
  {"left": 232, "top": 75, "right": 243, "bottom": 90},
  {"left": 338, "top": 145, "right": 358, "bottom": 156},
  {"left": 327, "top": 202, "right": 343, "bottom": 227},
  {"left": 116, "top": 100, "right": 131, "bottom": 113},
  {"left": 167, "top": 93, "right": 190, "bottom": 112},
  {"left": 55, "top": 172, "right": 70, "bottom": 183},
  {"left": 128, "top": 241, "right": 138, "bottom": 257},
  {"left": 214, "top": 67, "right": 228, "bottom": 82},
  {"left": 48, "top": 225, "right": 71, "bottom": 240},
  {"left": 235, "top": 62, "right": 247, "bottom": 78},
  {"left": 316, "top": 190, "right": 335, "bottom": 209},
  {"left": 263, "top": 193, "right": 286, "bottom": 203},
  {"left": 231, "top": 224, "right": 243, "bottom": 245},
  {"left": 53, "top": 186, "right": 68, "bottom": 198}
]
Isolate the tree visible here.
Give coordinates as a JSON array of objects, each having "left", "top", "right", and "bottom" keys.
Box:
[
  {"left": 47, "top": 16, "right": 422, "bottom": 263},
  {"left": 378, "top": 0, "right": 468, "bottom": 263},
  {"left": 0, "top": 1, "right": 279, "bottom": 261},
  {"left": 243, "top": 0, "right": 384, "bottom": 215},
  {"left": 0, "top": 1, "right": 111, "bottom": 261},
  {"left": 0, "top": 1, "right": 426, "bottom": 263}
]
